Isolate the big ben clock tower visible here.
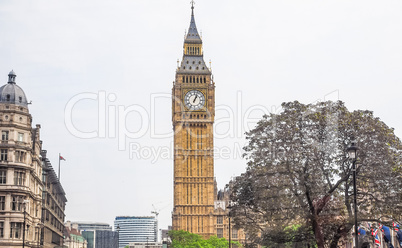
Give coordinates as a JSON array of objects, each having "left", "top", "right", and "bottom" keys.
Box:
[{"left": 172, "top": 2, "right": 215, "bottom": 238}]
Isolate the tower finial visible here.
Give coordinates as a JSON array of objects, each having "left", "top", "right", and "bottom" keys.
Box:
[
  {"left": 190, "top": 0, "right": 195, "bottom": 13},
  {"left": 185, "top": 0, "right": 201, "bottom": 43}
]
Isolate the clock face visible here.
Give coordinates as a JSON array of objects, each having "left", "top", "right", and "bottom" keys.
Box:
[{"left": 184, "top": 90, "right": 205, "bottom": 110}]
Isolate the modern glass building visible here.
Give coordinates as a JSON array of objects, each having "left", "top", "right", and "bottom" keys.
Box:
[
  {"left": 68, "top": 221, "right": 113, "bottom": 231},
  {"left": 65, "top": 221, "right": 117, "bottom": 248},
  {"left": 82, "top": 230, "right": 119, "bottom": 248},
  {"left": 114, "top": 216, "right": 157, "bottom": 248}
]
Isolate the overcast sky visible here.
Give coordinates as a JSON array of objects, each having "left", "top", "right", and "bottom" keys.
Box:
[{"left": 0, "top": 0, "right": 401, "bottom": 233}]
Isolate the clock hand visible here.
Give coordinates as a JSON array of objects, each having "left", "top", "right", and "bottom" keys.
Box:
[{"left": 193, "top": 95, "right": 198, "bottom": 103}]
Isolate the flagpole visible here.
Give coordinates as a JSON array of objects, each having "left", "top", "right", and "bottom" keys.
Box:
[{"left": 58, "top": 153, "right": 61, "bottom": 180}]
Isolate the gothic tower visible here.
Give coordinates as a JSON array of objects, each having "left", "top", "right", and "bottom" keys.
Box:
[{"left": 172, "top": 3, "right": 215, "bottom": 238}]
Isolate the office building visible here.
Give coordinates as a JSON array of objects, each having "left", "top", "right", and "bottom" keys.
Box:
[
  {"left": 65, "top": 221, "right": 117, "bottom": 248},
  {"left": 65, "top": 221, "right": 112, "bottom": 232},
  {"left": 81, "top": 230, "right": 118, "bottom": 248},
  {"left": 128, "top": 242, "right": 162, "bottom": 248},
  {"left": 114, "top": 216, "right": 157, "bottom": 248}
]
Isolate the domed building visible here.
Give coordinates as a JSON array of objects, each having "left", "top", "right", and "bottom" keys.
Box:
[
  {"left": 0, "top": 71, "right": 67, "bottom": 248},
  {"left": 0, "top": 70, "right": 29, "bottom": 107},
  {"left": 0, "top": 70, "right": 43, "bottom": 248}
]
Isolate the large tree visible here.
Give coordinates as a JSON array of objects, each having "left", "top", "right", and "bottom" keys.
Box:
[{"left": 230, "top": 101, "right": 402, "bottom": 248}]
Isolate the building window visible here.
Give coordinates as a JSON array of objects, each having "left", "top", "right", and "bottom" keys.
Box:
[
  {"left": 217, "top": 228, "right": 223, "bottom": 238},
  {"left": 10, "top": 222, "right": 22, "bottom": 239},
  {"left": 0, "top": 222, "right": 3, "bottom": 238},
  {"left": 0, "top": 149, "right": 7, "bottom": 161},
  {"left": 19, "top": 96, "right": 22, "bottom": 103},
  {"left": 52, "top": 230, "right": 60, "bottom": 244},
  {"left": 15, "top": 151, "right": 26, "bottom": 163},
  {"left": 217, "top": 216, "right": 223, "bottom": 224},
  {"left": 232, "top": 229, "right": 238, "bottom": 239},
  {"left": 11, "top": 196, "right": 24, "bottom": 211},
  {"left": 0, "top": 196, "right": 5, "bottom": 210},
  {"left": 17, "top": 133, "right": 24, "bottom": 142},
  {"left": 14, "top": 171, "right": 25, "bottom": 186},
  {"left": 1, "top": 131, "right": 8, "bottom": 141},
  {"left": 0, "top": 169, "right": 6, "bottom": 184}
]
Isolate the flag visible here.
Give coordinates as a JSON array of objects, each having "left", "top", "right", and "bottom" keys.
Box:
[
  {"left": 381, "top": 225, "right": 392, "bottom": 244},
  {"left": 373, "top": 228, "right": 381, "bottom": 247},
  {"left": 59, "top": 155, "right": 66, "bottom": 161},
  {"left": 358, "top": 227, "right": 366, "bottom": 236},
  {"left": 393, "top": 222, "right": 399, "bottom": 232}
]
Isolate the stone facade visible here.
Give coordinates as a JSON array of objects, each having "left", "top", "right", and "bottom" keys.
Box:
[
  {"left": 41, "top": 150, "right": 67, "bottom": 248},
  {"left": 0, "top": 71, "right": 44, "bottom": 248},
  {"left": 64, "top": 227, "right": 87, "bottom": 248},
  {"left": 213, "top": 188, "right": 246, "bottom": 247},
  {"left": 171, "top": 6, "right": 251, "bottom": 245},
  {"left": 171, "top": 4, "right": 216, "bottom": 238}
]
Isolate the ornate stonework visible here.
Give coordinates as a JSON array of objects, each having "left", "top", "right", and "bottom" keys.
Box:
[{"left": 171, "top": 5, "right": 216, "bottom": 238}]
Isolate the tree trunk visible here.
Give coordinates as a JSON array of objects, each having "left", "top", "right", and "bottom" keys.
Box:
[
  {"left": 312, "top": 217, "right": 325, "bottom": 248},
  {"left": 329, "top": 232, "right": 342, "bottom": 248},
  {"left": 328, "top": 223, "right": 354, "bottom": 248}
]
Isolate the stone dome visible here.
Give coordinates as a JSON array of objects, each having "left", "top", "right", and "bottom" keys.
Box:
[{"left": 0, "top": 70, "right": 28, "bottom": 107}]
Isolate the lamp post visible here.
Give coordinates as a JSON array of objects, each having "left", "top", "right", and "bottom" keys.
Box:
[
  {"left": 116, "top": 224, "right": 120, "bottom": 248},
  {"left": 347, "top": 140, "right": 359, "bottom": 248},
  {"left": 22, "top": 199, "right": 29, "bottom": 248},
  {"left": 227, "top": 201, "right": 233, "bottom": 248}
]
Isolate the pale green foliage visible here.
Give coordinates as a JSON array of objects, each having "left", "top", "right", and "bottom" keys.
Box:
[{"left": 169, "top": 230, "right": 240, "bottom": 248}]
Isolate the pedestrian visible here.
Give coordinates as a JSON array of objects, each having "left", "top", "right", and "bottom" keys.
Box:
[
  {"left": 396, "top": 228, "right": 402, "bottom": 248},
  {"left": 380, "top": 225, "right": 394, "bottom": 248}
]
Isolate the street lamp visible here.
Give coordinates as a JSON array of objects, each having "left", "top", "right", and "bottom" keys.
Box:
[
  {"left": 116, "top": 224, "right": 120, "bottom": 248},
  {"left": 347, "top": 140, "right": 359, "bottom": 248},
  {"left": 227, "top": 201, "right": 233, "bottom": 248},
  {"left": 22, "top": 199, "right": 29, "bottom": 248}
]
